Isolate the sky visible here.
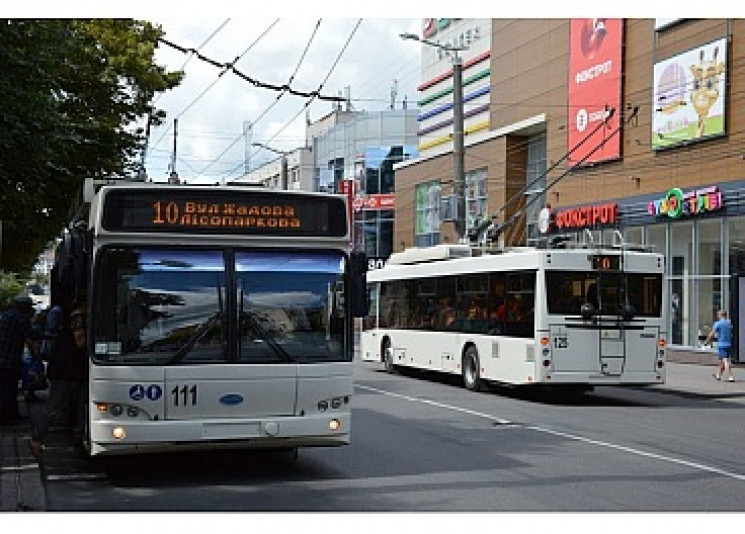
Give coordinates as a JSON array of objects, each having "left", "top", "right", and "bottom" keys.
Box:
[
  {"left": 144, "top": 17, "right": 423, "bottom": 184},
  {"left": 10, "top": 1, "right": 737, "bottom": 187}
]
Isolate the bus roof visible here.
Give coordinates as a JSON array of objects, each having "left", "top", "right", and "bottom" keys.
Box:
[{"left": 368, "top": 245, "right": 664, "bottom": 282}]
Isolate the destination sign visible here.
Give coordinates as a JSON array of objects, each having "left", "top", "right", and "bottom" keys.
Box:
[
  {"left": 591, "top": 254, "right": 621, "bottom": 271},
  {"left": 101, "top": 188, "right": 348, "bottom": 237}
]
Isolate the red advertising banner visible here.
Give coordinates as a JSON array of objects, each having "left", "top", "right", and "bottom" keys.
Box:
[
  {"left": 568, "top": 19, "right": 623, "bottom": 166},
  {"left": 353, "top": 194, "right": 395, "bottom": 212}
]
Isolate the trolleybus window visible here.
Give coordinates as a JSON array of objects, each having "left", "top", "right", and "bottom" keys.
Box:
[
  {"left": 235, "top": 250, "right": 348, "bottom": 363},
  {"left": 92, "top": 248, "right": 228, "bottom": 364},
  {"left": 546, "top": 271, "right": 662, "bottom": 317},
  {"left": 375, "top": 270, "right": 536, "bottom": 338}
]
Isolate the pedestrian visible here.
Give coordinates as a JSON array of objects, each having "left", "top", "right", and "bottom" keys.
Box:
[
  {"left": 705, "top": 309, "right": 736, "bottom": 382},
  {"left": 30, "top": 299, "right": 87, "bottom": 458},
  {"left": 21, "top": 308, "right": 50, "bottom": 403},
  {"left": 0, "top": 296, "right": 36, "bottom": 424}
]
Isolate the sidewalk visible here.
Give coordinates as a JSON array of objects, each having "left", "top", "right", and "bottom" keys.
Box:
[
  {"left": 2, "top": 361, "right": 744, "bottom": 513},
  {"left": 0, "top": 394, "right": 45, "bottom": 512}
]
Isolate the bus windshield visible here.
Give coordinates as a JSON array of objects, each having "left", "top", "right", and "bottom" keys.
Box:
[
  {"left": 546, "top": 271, "right": 662, "bottom": 317},
  {"left": 91, "top": 247, "right": 348, "bottom": 364}
]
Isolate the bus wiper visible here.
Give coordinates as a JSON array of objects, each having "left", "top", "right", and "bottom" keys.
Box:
[
  {"left": 242, "top": 310, "right": 294, "bottom": 363},
  {"left": 171, "top": 278, "right": 226, "bottom": 364},
  {"left": 169, "top": 312, "right": 221, "bottom": 364}
]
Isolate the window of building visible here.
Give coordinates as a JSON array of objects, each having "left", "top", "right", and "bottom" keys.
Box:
[
  {"left": 670, "top": 222, "right": 693, "bottom": 346},
  {"left": 415, "top": 181, "right": 441, "bottom": 247},
  {"left": 624, "top": 226, "right": 644, "bottom": 247},
  {"left": 695, "top": 219, "right": 724, "bottom": 346},
  {"left": 524, "top": 132, "right": 547, "bottom": 246},
  {"left": 729, "top": 216, "right": 745, "bottom": 274},
  {"left": 465, "top": 168, "right": 487, "bottom": 232}
]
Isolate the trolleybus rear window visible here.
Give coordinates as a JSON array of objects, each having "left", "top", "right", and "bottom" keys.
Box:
[{"left": 546, "top": 271, "right": 662, "bottom": 317}]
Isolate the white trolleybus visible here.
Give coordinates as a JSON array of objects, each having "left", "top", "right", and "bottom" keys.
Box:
[
  {"left": 52, "top": 180, "right": 367, "bottom": 456},
  {"left": 361, "top": 240, "right": 666, "bottom": 394}
]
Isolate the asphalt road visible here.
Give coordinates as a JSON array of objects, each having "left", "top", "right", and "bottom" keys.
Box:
[{"left": 38, "top": 359, "right": 745, "bottom": 513}]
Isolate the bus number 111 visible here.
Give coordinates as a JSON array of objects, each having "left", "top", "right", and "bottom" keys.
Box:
[{"left": 171, "top": 384, "right": 198, "bottom": 406}]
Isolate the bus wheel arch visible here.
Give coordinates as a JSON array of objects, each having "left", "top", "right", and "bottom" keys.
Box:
[
  {"left": 382, "top": 336, "right": 396, "bottom": 374},
  {"left": 462, "top": 343, "right": 482, "bottom": 391}
]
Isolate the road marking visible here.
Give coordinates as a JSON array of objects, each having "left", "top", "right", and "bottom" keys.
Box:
[
  {"left": 357, "top": 384, "right": 514, "bottom": 425},
  {"left": 46, "top": 473, "right": 107, "bottom": 482},
  {"left": 356, "top": 383, "right": 745, "bottom": 483}
]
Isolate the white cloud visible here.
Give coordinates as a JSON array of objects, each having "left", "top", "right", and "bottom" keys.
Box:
[{"left": 145, "top": 17, "right": 423, "bottom": 183}]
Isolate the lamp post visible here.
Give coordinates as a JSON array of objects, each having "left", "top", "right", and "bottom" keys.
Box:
[
  {"left": 400, "top": 32, "right": 468, "bottom": 241},
  {"left": 252, "top": 142, "right": 289, "bottom": 190}
]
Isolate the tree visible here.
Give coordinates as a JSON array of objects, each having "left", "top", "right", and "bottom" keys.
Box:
[
  {"left": 0, "top": 19, "right": 183, "bottom": 273},
  {"left": 0, "top": 270, "right": 25, "bottom": 310}
]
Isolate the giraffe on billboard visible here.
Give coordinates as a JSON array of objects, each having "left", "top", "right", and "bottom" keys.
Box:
[{"left": 690, "top": 46, "right": 725, "bottom": 138}]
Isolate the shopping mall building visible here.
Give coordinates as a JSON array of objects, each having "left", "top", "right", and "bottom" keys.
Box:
[{"left": 394, "top": 18, "right": 745, "bottom": 360}]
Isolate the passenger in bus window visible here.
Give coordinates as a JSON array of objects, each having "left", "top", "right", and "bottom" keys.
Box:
[
  {"left": 507, "top": 294, "right": 524, "bottom": 322},
  {"left": 467, "top": 298, "right": 487, "bottom": 333}
]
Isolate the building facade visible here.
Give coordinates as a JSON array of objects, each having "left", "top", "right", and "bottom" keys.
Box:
[
  {"left": 312, "top": 109, "right": 419, "bottom": 261},
  {"left": 395, "top": 18, "right": 745, "bottom": 358}
]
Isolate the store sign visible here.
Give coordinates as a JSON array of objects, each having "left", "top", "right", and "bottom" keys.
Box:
[
  {"left": 353, "top": 194, "right": 395, "bottom": 212},
  {"left": 648, "top": 186, "right": 724, "bottom": 219},
  {"left": 568, "top": 18, "right": 623, "bottom": 166},
  {"left": 555, "top": 203, "right": 618, "bottom": 230}
]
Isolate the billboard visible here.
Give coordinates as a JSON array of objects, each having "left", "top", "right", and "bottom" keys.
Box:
[
  {"left": 568, "top": 18, "right": 623, "bottom": 166},
  {"left": 652, "top": 38, "right": 727, "bottom": 150}
]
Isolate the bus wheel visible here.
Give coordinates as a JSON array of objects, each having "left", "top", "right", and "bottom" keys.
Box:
[
  {"left": 463, "top": 345, "right": 482, "bottom": 391},
  {"left": 382, "top": 338, "right": 396, "bottom": 374}
]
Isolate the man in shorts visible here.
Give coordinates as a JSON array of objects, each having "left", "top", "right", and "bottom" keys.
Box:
[{"left": 705, "top": 309, "right": 736, "bottom": 382}]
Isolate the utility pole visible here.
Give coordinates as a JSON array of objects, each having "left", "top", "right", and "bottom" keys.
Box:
[
  {"left": 400, "top": 32, "right": 468, "bottom": 241},
  {"left": 243, "top": 121, "right": 253, "bottom": 176},
  {"left": 168, "top": 118, "right": 179, "bottom": 184},
  {"left": 252, "top": 142, "right": 290, "bottom": 190},
  {"left": 451, "top": 54, "right": 465, "bottom": 240}
]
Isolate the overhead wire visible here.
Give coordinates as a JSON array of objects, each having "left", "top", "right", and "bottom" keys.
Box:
[
  {"left": 214, "top": 19, "right": 364, "bottom": 181},
  {"left": 147, "top": 18, "right": 281, "bottom": 165}
]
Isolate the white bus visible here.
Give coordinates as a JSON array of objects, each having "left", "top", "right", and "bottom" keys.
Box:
[
  {"left": 361, "top": 242, "right": 666, "bottom": 393},
  {"left": 52, "top": 180, "right": 367, "bottom": 456}
]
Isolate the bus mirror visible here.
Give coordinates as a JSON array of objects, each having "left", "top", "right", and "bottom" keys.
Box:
[
  {"left": 580, "top": 302, "right": 595, "bottom": 321},
  {"left": 349, "top": 251, "right": 369, "bottom": 318}
]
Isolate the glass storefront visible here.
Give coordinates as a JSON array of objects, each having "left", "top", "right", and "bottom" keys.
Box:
[{"left": 623, "top": 215, "right": 736, "bottom": 350}]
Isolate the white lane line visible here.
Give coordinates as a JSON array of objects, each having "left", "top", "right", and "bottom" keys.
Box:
[
  {"left": 46, "top": 473, "right": 107, "bottom": 482},
  {"left": 356, "top": 383, "right": 745, "bottom": 483},
  {"left": 357, "top": 384, "right": 513, "bottom": 425},
  {"left": 527, "top": 425, "right": 745, "bottom": 482}
]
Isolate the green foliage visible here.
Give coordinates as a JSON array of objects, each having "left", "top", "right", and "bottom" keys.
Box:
[
  {"left": 0, "top": 270, "right": 25, "bottom": 310},
  {"left": 0, "top": 19, "right": 184, "bottom": 272}
]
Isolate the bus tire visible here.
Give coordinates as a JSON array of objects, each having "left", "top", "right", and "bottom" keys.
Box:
[
  {"left": 462, "top": 345, "right": 482, "bottom": 391},
  {"left": 382, "top": 338, "right": 397, "bottom": 374}
]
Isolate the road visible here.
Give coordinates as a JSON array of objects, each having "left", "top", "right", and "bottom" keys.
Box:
[{"left": 37, "top": 359, "right": 745, "bottom": 513}]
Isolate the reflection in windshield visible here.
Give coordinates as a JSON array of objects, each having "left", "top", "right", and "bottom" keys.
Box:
[
  {"left": 92, "top": 248, "right": 348, "bottom": 364},
  {"left": 236, "top": 251, "right": 347, "bottom": 363},
  {"left": 93, "top": 248, "right": 227, "bottom": 364}
]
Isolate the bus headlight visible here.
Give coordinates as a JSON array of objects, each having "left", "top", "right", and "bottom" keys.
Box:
[
  {"left": 112, "top": 426, "right": 127, "bottom": 440},
  {"left": 329, "top": 419, "right": 341, "bottom": 431}
]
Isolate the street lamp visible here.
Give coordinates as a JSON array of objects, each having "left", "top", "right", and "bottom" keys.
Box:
[
  {"left": 401, "top": 32, "right": 468, "bottom": 241},
  {"left": 251, "top": 142, "right": 290, "bottom": 190}
]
